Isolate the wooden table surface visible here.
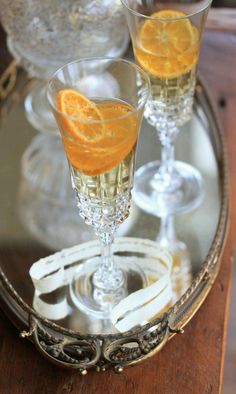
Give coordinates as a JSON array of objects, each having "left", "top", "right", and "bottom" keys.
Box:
[{"left": 0, "top": 31, "right": 235, "bottom": 394}]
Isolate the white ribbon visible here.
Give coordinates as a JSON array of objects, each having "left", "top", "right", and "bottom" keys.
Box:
[{"left": 29, "top": 238, "right": 172, "bottom": 332}]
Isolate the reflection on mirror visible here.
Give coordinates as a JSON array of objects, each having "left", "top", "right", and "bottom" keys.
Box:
[{"left": 156, "top": 215, "right": 192, "bottom": 302}]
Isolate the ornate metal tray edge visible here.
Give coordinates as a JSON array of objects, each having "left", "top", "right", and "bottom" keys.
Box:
[
  {"left": 0, "top": 65, "right": 229, "bottom": 373},
  {"left": 168, "top": 80, "right": 229, "bottom": 333}
]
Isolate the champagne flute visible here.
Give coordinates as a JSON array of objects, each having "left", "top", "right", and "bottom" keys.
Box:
[
  {"left": 47, "top": 58, "right": 150, "bottom": 318},
  {"left": 121, "top": 0, "right": 212, "bottom": 216}
]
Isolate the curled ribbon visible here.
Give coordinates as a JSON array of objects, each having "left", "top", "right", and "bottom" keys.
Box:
[{"left": 29, "top": 238, "right": 173, "bottom": 332}]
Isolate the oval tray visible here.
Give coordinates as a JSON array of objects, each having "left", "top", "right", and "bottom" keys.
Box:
[{"left": 0, "top": 65, "right": 228, "bottom": 373}]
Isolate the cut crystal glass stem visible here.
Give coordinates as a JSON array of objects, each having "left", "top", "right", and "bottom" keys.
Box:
[
  {"left": 151, "top": 128, "right": 182, "bottom": 193},
  {"left": 161, "top": 142, "right": 175, "bottom": 175},
  {"left": 93, "top": 231, "right": 125, "bottom": 291}
]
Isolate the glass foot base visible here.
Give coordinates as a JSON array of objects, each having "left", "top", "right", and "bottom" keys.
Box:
[
  {"left": 133, "top": 160, "right": 204, "bottom": 217},
  {"left": 24, "top": 81, "right": 58, "bottom": 133},
  {"left": 70, "top": 256, "right": 147, "bottom": 320}
]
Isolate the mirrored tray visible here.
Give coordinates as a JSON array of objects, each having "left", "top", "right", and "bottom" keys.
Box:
[{"left": 0, "top": 65, "right": 228, "bottom": 373}]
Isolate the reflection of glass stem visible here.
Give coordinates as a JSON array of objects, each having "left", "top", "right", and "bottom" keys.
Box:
[
  {"left": 156, "top": 215, "right": 177, "bottom": 250},
  {"left": 156, "top": 215, "right": 192, "bottom": 302}
]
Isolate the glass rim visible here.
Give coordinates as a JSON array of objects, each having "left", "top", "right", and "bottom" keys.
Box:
[
  {"left": 121, "top": 0, "right": 212, "bottom": 21},
  {"left": 47, "top": 57, "right": 150, "bottom": 125}
]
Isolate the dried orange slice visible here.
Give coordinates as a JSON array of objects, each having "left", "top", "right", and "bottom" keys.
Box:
[
  {"left": 57, "top": 89, "right": 104, "bottom": 143},
  {"left": 62, "top": 101, "right": 138, "bottom": 176},
  {"left": 135, "top": 9, "right": 200, "bottom": 78}
]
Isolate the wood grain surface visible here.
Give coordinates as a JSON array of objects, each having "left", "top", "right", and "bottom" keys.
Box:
[{"left": 0, "top": 31, "right": 235, "bottom": 394}]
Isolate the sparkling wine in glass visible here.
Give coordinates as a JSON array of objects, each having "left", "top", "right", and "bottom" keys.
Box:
[{"left": 47, "top": 58, "right": 150, "bottom": 318}]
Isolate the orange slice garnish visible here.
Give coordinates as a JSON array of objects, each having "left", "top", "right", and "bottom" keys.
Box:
[
  {"left": 57, "top": 89, "right": 104, "bottom": 144},
  {"left": 57, "top": 91, "right": 138, "bottom": 176},
  {"left": 135, "top": 9, "right": 200, "bottom": 78}
]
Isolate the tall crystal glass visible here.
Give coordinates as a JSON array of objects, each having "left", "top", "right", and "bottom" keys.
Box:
[
  {"left": 47, "top": 58, "right": 150, "bottom": 318},
  {"left": 122, "top": 0, "right": 212, "bottom": 217}
]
